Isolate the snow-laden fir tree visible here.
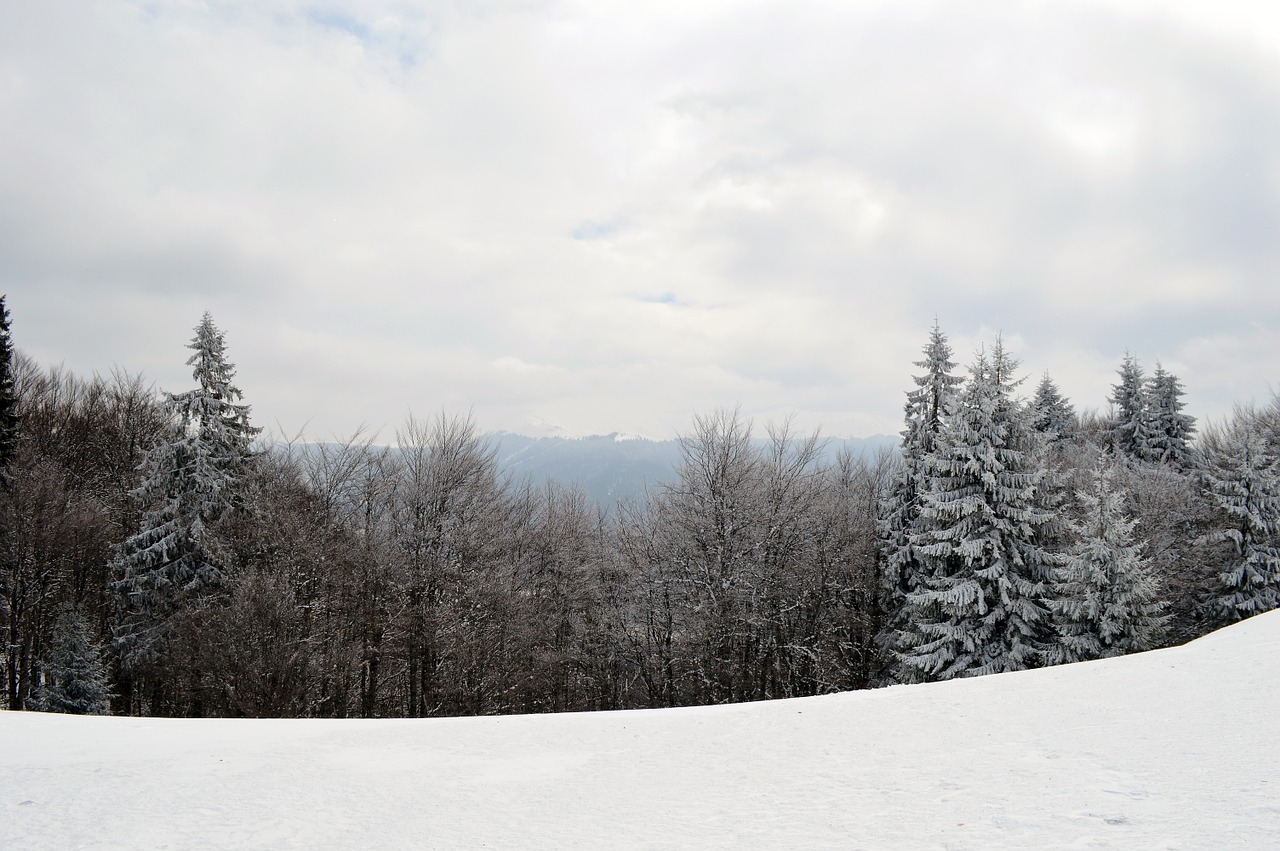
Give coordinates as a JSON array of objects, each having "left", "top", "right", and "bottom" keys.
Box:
[
  {"left": 113, "top": 312, "right": 261, "bottom": 668},
  {"left": 1202, "top": 420, "right": 1280, "bottom": 625},
  {"left": 1109, "top": 353, "right": 1151, "bottom": 459},
  {"left": 1030, "top": 372, "right": 1076, "bottom": 443},
  {"left": 1047, "top": 454, "right": 1166, "bottom": 664},
  {"left": 1141, "top": 363, "right": 1196, "bottom": 467},
  {"left": 0, "top": 295, "right": 19, "bottom": 484},
  {"left": 892, "top": 340, "right": 1063, "bottom": 682},
  {"left": 877, "top": 322, "right": 963, "bottom": 669},
  {"left": 35, "top": 610, "right": 112, "bottom": 715}
]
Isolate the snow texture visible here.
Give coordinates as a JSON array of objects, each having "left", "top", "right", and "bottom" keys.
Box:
[{"left": 4, "top": 611, "right": 1279, "bottom": 849}]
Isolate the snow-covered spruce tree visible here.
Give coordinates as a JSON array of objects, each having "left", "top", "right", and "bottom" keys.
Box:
[
  {"left": 893, "top": 340, "right": 1063, "bottom": 683},
  {"left": 877, "top": 323, "right": 963, "bottom": 672},
  {"left": 1030, "top": 372, "right": 1076, "bottom": 444},
  {"left": 1141, "top": 363, "right": 1196, "bottom": 467},
  {"left": 1108, "top": 353, "right": 1150, "bottom": 459},
  {"left": 1202, "top": 420, "right": 1280, "bottom": 625},
  {"left": 112, "top": 312, "right": 261, "bottom": 672},
  {"left": 1048, "top": 454, "right": 1166, "bottom": 665},
  {"left": 0, "top": 295, "right": 19, "bottom": 483},
  {"left": 35, "top": 610, "right": 112, "bottom": 715}
]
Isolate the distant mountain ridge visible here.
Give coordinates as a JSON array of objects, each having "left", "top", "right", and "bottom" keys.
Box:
[
  {"left": 286, "top": 432, "right": 899, "bottom": 509},
  {"left": 491, "top": 432, "right": 899, "bottom": 507}
]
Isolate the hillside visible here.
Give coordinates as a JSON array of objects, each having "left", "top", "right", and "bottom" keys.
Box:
[{"left": 4, "top": 612, "right": 1278, "bottom": 849}]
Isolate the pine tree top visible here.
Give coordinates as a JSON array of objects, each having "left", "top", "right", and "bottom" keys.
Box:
[
  {"left": 901, "top": 322, "right": 964, "bottom": 461},
  {"left": 187, "top": 312, "right": 245, "bottom": 402},
  {"left": 0, "top": 294, "right": 19, "bottom": 478},
  {"left": 1031, "top": 372, "right": 1077, "bottom": 441}
]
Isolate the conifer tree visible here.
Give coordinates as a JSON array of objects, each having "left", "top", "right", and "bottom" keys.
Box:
[
  {"left": 0, "top": 295, "right": 19, "bottom": 485},
  {"left": 893, "top": 340, "right": 1062, "bottom": 682},
  {"left": 1109, "top": 353, "right": 1149, "bottom": 458},
  {"left": 1030, "top": 372, "right": 1076, "bottom": 443},
  {"left": 1142, "top": 363, "right": 1196, "bottom": 467},
  {"left": 877, "top": 323, "right": 963, "bottom": 669},
  {"left": 1048, "top": 455, "right": 1166, "bottom": 664},
  {"left": 35, "top": 611, "right": 112, "bottom": 715},
  {"left": 113, "top": 312, "right": 261, "bottom": 669},
  {"left": 1203, "top": 422, "right": 1280, "bottom": 624}
]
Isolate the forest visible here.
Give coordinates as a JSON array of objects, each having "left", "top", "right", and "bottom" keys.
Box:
[{"left": 2, "top": 300, "right": 1277, "bottom": 718}]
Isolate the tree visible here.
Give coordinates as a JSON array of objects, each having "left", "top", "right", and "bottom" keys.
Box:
[
  {"left": 1108, "top": 460, "right": 1208, "bottom": 645},
  {"left": 893, "top": 340, "right": 1062, "bottom": 682},
  {"left": 877, "top": 323, "right": 963, "bottom": 673},
  {"left": 1202, "top": 419, "right": 1280, "bottom": 625},
  {"left": 1142, "top": 363, "right": 1196, "bottom": 467},
  {"left": 1030, "top": 372, "right": 1076, "bottom": 443},
  {"left": 35, "top": 610, "right": 112, "bottom": 715},
  {"left": 112, "top": 313, "right": 261, "bottom": 689},
  {"left": 390, "top": 412, "right": 511, "bottom": 717},
  {"left": 1, "top": 359, "right": 166, "bottom": 711},
  {"left": 1109, "top": 353, "right": 1150, "bottom": 459},
  {"left": 0, "top": 296, "right": 19, "bottom": 484},
  {"left": 1048, "top": 454, "right": 1166, "bottom": 664},
  {"left": 508, "top": 479, "right": 611, "bottom": 713}
]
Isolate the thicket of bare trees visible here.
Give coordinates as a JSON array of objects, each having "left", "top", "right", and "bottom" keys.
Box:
[
  {"left": 3, "top": 310, "right": 1277, "bottom": 716},
  {"left": 0, "top": 351, "right": 894, "bottom": 717}
]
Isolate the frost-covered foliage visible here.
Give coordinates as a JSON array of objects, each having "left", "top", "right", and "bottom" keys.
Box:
[
  {"left": 892, "top": 341, "right": 1063, "bottom": 682},
  {"left": 1109, "top": 353, "right": 1150, "bottom": 459},
  {"left": 1108, "top": 355, "right": 1196, "bottom": 467},
  {"left": 1030, "top": 372, "right": 1076, "bottom": 443},
  {"left": 1113, "top": 460, "right": 1209, "bottom": 645},
  {"left": 113, "top": 312, "right": 261, "bottom": 668},
  {"left": 1142, "top": 363, "right": 1196, "bottom": 467},
  {"left": 1202, "top": 419, "right": 1280, "bottom": 625},
  {"left": 0, "top": 295, "right": 19, "bottom": 481},
  {"left": 9, "top": 305, "right": 1272, "bottom": 716},
  {"left": 35, "top": 611, "right": 111, "bottom": 715},
  {"left": 1048, "top": 455, "right": 1166, "bottom": 664},
  {"left": 877, "top": 323, "right": 963, "bottom": 670}
]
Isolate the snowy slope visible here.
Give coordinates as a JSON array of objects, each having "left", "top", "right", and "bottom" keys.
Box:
[{"left": 4, "top": 613, "right": 1279, "bottom": 850}]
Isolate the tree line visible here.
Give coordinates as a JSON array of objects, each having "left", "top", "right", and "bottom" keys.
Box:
[{"left": 1, "top": 305, "right": 1276, "bottom": 717}]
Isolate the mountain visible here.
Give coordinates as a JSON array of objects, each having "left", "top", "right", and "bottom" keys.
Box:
[
  {"left": 5, "top": 611, "right": 1277, "bottom": 848},
  {"left": 492, "top": 432, "right": 900, "bottom": 507},
  {"left": 491, "top": 432, "right": 685, "bottom": 506}
]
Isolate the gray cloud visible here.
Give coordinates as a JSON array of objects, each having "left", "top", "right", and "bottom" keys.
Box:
[{"left": 1, "top": 1, "right": 1277, "bottom": 439}]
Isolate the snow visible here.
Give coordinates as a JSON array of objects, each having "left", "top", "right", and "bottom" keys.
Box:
[{"left": 4, "top": 612, "right": 1279, "bottom": 849}]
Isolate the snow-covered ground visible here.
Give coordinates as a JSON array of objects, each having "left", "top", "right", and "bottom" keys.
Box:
[{"left": 4, "top": 613, "right": 1278, "bottom": 850}]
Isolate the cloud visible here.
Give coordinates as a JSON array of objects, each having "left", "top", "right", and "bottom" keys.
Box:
[{"left": 1, "top": 0, "right": 1277, "bottom": 439}]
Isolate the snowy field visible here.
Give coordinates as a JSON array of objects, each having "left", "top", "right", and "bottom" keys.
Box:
[{"left": 4, "top": 613, "right": 1278, "bottom": 850}]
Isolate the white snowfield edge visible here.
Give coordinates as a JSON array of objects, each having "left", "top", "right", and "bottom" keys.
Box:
[{"left": 4, "top": 613, "right": 1278, "bottom": 850}]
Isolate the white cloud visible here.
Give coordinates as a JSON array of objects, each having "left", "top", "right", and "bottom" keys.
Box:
[{"left": 2, "top": 1, "right": 1278, "bottom": 439}]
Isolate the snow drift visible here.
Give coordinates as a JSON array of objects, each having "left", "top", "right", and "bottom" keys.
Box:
[{"left": 4, "top": 611, "right": 1279, "bottom": 849}]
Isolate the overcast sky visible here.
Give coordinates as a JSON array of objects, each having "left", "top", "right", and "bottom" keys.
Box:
[{"left": 3, "top": 1, "right": 1278, "bottom": 441}]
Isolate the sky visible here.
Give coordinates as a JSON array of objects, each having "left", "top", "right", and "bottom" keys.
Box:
[{"left": 2, "top": 0, "right": 1278, "bottom": 441}]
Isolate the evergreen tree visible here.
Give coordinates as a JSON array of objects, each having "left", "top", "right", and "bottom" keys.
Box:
[
  {"left": 1109, "top": 353, "right": 1150, "bottom": 458},
  {"left": 1048, "top": 455, "right": 1166, "bottom": 664},
  {"left": 35, "top": 611, "right": 112, "bottom": 715},
  {"left": 877, "top": 323, "right": 963, "bottom": 670},
  {"left": 1030, "top": 372, "right": 1076, "bottom": 443},
  {"left": 1142, "top": 363, "right": 1196, "bottom": 467},
  {"left": 0, "top": 295, "right": 19, "bottom": 485},
  {"left": 893, "top": 340, "right": 1062, "bottom": 682},
  {"left": 113, "top": 312, "right": 261, "bottom": 669},
  {"left": 1202, "top": 422, "right": 1280, "bottom": 624}
]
